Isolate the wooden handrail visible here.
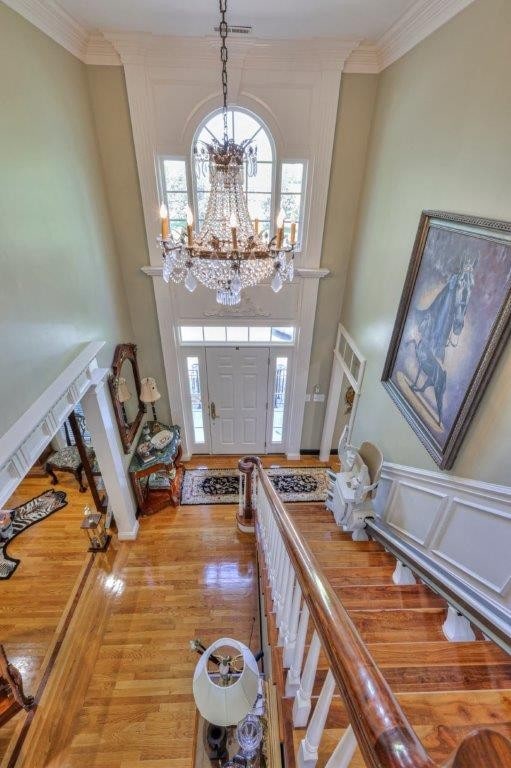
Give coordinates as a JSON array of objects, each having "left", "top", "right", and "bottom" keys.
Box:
[{"left": 244, "top": 457, "right": 511, "bottom": 768}]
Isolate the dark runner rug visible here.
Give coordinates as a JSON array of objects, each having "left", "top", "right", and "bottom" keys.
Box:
[
  {"left": 0, "top": 489, "right": 68, "bottom": 579},
  {"left": 180, "top": 466, "right": 328, "bottom": 505}
]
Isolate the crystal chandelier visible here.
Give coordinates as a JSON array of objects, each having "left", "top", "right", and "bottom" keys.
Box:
[{"left": 157, "top": 0, "right": 297, "bottom": 306}]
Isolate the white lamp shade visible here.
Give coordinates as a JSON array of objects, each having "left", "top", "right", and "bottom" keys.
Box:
[
  {"left": 140, "top": 377, "right": 161, "bottom": 404},
  {"left": 117, "top": 377, "right": 132, "bottom": 404},
  {"left": 193, "top": 638, "right": 259, "bottom": 727}
]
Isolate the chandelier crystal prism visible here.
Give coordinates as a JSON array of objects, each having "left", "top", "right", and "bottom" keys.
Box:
[{"left": 157, "top": 0, "right": 296, "bottom": 306}]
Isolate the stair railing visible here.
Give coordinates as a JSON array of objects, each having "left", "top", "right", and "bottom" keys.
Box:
[{"left": 239, "top": 456, "right": 511, "bottom": 768}]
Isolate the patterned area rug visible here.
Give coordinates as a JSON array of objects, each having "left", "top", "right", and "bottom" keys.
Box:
[
  {"left": 0, "top": 490, "right": 68, "bottom": 579},
  {"left": 180, "top": 467, "right": 328, "bottom": 505}
]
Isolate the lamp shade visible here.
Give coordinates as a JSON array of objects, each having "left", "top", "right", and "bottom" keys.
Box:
[
  {"left": 193, "top": 638, "right": 259, "bottom": 727},
  {"left": 117, "top": 377, "right": 132, "bottom": 404},
  {"left": 140, "top": 377, "right": 161, "bottom": 404}
]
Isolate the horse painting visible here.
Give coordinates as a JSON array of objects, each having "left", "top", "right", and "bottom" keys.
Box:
[
  {"left": 407, "top": 257, "right": 476, "bottom": 425},
  {"left": 382, "top": 211, "right": 511, "bottom": 469}
]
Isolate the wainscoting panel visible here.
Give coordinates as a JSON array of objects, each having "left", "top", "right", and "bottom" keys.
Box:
[
  {"left": 386, "top": 481, "right": 448, "bottom": 547},
  {"left": 375, "top": 463, "right": 511, "bottom": 614}
]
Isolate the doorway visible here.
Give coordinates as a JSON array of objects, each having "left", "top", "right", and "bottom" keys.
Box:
[{"left": 181, "top": 345, "right": 292, "bottom": 455}]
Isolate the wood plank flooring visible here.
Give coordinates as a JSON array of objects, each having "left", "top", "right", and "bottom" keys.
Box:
[
  {"left": 269, "top": 504, "right": 511, "bottom": 768},
  {"left": 1, "top": 454, "right": 324, "bottom": 767}
]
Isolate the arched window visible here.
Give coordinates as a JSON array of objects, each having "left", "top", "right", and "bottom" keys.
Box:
[
  {"left": 159, "top": 107, "right": 306, "bottom": 246},
  {"left": 193, "top": 107, "right": 275, "bottom": 233}
]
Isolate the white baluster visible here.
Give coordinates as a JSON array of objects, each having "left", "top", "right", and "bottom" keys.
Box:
[
  {"left": 298, "top": 669, "right": 336, "bottom": 768},
  {"left": 273, "top": 538, "right": 287, "bottom": 611},
  {"left": 286, "top": 601, "right": 309, "bottom": 697},
  {"left": 276, "top": 555, "right": 291, "bottom": 627},
  {"left": 324, "top": 725, "right": 357, "bottom": 768},
  {"left": 283, "top": 581, "right": 302, "bottom": 667},
  {"left": 292, "top": 630, "right": 321, "bottom": 726},
  {"left": 270, "top": 533, "right": 283, "bottom": 599},
  {"left": 278, "top": 567, "right": 295, "bottom": 645}
]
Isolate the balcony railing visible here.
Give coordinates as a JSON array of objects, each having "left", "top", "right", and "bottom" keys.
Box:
[{"left": 238, "top": 456, "right": 511, "bottom": 768}]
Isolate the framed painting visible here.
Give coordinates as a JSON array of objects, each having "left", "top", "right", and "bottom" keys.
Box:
[{"left": 382, "top": 210, "right": 511, "bottom": 469}]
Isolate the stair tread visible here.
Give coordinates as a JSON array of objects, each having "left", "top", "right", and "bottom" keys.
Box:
[{"left": 259, "top": 501, "right": 511, "bottom": 767}]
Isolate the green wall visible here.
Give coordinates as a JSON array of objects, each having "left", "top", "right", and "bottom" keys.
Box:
[
  {"left": 302, "top": 73, "right": 378, "bottom": 449},
  {"left": 341, "top": 0, "right": 511, "bottom": 483},
  {"left": 0, "top": 3, "right": 133, "bottom": 436},
  {"left": 86, "top": 66, "right": 170, "bottom": 424}
]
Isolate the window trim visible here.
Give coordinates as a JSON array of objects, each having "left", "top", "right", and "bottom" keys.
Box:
[
  {"left": 158, "top": 154, "right": 190, "bottom": 231},
  {"left": 266, "top": 348, "right": 293, "bottom": 448},
  {"left": 278, "top": 158, "right": 308, "bottom": 254}
]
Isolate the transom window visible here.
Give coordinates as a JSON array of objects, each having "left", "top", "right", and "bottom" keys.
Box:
[
  {"left": 159, "top": 108, "right": 307, "bottom": 249},
  {"left": 179, "top": 325, "right": 295, "bottom": 345}
]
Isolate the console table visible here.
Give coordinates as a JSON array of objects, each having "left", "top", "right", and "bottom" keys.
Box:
[{"left": 128, "top": 422, "right": 183, "bottom": 516}]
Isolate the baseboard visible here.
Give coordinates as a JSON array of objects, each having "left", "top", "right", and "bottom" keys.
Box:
[
  {"left": 117, "top": 520, "right": 140, "bottom": 541},
  {"left": 286, "top": 453, "right": 301, "bottom": 460}
]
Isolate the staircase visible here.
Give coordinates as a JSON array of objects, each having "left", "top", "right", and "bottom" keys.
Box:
[{"left": 239, "top": 458, "right": 511, "bottom": 768}]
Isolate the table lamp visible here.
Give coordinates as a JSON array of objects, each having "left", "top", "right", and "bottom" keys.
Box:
[
  {"left": 140, "top": 377, "right": 161, "bottom": 422},
  {"left": 117, "top": 377, "right": 132, "bottom": 424},
  {"left": 192, "top": 637, "right": 259, "bottom": 727}
]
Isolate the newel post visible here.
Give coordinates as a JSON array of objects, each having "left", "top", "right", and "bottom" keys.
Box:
[{"left": 237, "top": 456, "right": 259, "bottom": 533}]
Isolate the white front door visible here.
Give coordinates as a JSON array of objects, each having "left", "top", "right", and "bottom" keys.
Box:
[{"left": 206, "top": 347, "right": 269, "bottom": 454}]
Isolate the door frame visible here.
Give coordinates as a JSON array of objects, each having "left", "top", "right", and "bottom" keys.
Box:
[{"left": 179, "top": 344, "right": 294, "bottom": 455}]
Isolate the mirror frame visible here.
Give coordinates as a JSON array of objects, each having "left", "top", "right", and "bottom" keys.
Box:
[{"left": 108, "top": 343, "right": 145, "bottom": 454}]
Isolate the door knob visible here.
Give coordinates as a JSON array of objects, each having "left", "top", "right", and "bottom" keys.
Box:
[{"left": 210, "top": 402, "right": 217, "bottom": 420}]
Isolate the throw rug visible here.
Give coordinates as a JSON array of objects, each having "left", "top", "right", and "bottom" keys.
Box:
[
  {"left": 0, "top": 490, "right": 68, "bottom": 579},
  {"left": 180, "top": 467, "right": 328, "bottom": 505}
]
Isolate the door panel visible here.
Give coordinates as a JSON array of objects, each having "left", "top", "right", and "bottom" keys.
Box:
[{"left": 206, "top": 347, "right": 269, "bottom": 454}]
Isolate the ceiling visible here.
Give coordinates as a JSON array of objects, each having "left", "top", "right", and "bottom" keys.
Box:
[{"left": 57, "top": 0, "right": 418, "bottom": 41}]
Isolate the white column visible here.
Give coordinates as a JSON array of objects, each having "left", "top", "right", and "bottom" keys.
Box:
[
  {"left": 293, "top": 630, "right": 321, "bottom": 727},
  {"left": 286, "top": 602, "right": 310, "bottom": 697},
  {"left": 298, "top": 669, "right": 336, "bottom": 768},
  {"left": 81, "top": 368, "right": 139, "bottom": 540},
  {"left": 325, "top": 725, "right": 357, "bottom": 768},
  {"left": 283, "top": 581, "right": 302, "bottom": 667},
  {"left": 319, "top": 357, "right": 343, "bottom": 462}
]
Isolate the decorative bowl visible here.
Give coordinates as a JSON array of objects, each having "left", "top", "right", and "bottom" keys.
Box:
[{"left": 150, "top": 429, "right": 173, "bottom": 450}]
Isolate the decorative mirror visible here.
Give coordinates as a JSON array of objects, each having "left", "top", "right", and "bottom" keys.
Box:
[{"left": 108, "top": 343, "right": 145, "bottom": 453}]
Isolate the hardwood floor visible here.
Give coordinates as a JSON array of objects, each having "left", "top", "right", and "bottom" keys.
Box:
[{"left": 1, "top": 454, "right": 321, "bottom": 767}]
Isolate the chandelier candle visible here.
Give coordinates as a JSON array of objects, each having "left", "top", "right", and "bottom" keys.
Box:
[
  {"left": 156, "top": 0, "right": 297, "bottom": 305},
  {"left": 160, "top": 204, "right": 169, "bottom": 240},
  {"left": 230, "top": 212, "right": 238, "bottom": 250},
  {"left": 186, "top": 206, "right": 194, "bottom": 247}
]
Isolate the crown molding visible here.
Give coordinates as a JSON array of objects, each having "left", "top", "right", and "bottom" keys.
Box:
[
  {"left": 84, "top": 33, "right": 121, "bottom": 65},
  {"left": 376, "top": 0, "right": 476, "bottom": 70},
  {"left": 343, "top": 44, "right": 380, "bottom": 74},
  {"left": 5, "top": 0, "right": 476, "bottom": 72},
  {"left": 102, "top": 32, "right": 360, "bottom": 71},
  {"left": 2, "top": 0, "right": 88, "bottom": 59}
]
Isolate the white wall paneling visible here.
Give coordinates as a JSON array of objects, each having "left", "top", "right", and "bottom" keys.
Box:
[
  {"left": 0, "top": 341, "right": 139, "bottom": 538},
  {"left": 374, "top": 462, "right": 511, "bottom": 625},
  {"left": 121, "top": 37, "right": 342, "bottom": 456},
  {"left": 0, "top": 342, "right": 103, "bottom": 508}
]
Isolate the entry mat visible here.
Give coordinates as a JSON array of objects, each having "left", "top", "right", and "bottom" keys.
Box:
[{"left": 179, "top": 466, "right": 328, "bottom": 505}]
